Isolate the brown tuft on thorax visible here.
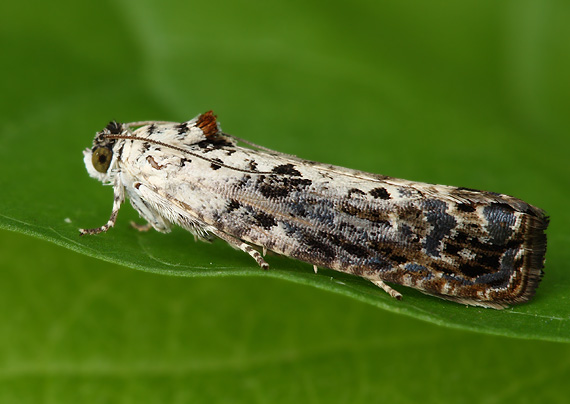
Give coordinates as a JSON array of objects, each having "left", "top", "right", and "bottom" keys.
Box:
[{"left": 197, "top": 110, "right": 219, "bottom": 139}]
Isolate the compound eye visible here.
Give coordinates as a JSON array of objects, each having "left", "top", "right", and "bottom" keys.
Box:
[{"left": 92, "top": 146, "right": 113, "bottom": 173}]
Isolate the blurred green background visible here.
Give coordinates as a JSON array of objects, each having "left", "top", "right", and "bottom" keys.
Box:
[{"left": 1, "top": 0, "right": 569, "bottom": 402}]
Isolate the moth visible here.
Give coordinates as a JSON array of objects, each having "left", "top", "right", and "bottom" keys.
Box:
[{"left": 81, "top": 111, "right": 548, "bottom": 309}]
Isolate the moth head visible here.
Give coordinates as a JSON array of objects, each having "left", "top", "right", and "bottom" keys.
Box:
[{"left": 84, "top": 121, "right": 124, "bottom": 183}]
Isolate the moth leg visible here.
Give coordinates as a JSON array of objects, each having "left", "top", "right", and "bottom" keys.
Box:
[
  {"left": 130, "top": 221, "right": 153, "bottom": 232},
  {"left": 213, "top": 231, "right": 269, "bottom": 270},
  {"left": 79, "top": 183, "right": 124, "bottom": 235},
  {"left": 240, "top": 243, "right": 269, "bottom": 270},
  {"left": 371, "top": 280, "right": 403, "bottom": 301}
]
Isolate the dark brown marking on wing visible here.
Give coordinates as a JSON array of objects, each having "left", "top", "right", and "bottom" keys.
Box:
[
  {"left": 256, "top": 175, "right": 313, "bottom": 199},
  {"left": 272, "top": 163, "right": 301, "bottom": 176},
  {"left": 369, "top": 187, "right": 391, "bottom": 199},
  {"left": 347, "top": 188, "right": 365, "bottom": 198},
  {"left": 210, "top": 158, "right": 223, "bottom": 170},
  {"left": 252, "top": 210, "right": 277, "bottom": 230},
  {"left": 175, "top": 122, "right": 189, "bottom": 135},
  {"left": 146, "top": 155, "right": 164, "bottom": 170}
]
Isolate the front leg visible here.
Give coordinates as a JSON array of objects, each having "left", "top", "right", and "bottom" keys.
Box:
[{"left": 80, "top": 182, "right": 125, "bottom": 235}]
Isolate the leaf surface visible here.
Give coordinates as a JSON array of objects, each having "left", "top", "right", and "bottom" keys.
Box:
[{"left": 1, "top": 0, "right": 569, "bottom": 347}]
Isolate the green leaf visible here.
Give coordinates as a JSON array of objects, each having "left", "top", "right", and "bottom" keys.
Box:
[
  {"left": 2, "top": 231, "right": 569, "bottom": 403},
  {"left": 1, "top": 0, "right": 569, "bottom": 364}
]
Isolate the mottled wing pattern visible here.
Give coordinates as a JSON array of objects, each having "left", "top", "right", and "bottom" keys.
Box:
[
  {"left": 211, "top": 160, "right": 546, "bottom": 308},
  {"left": 121, "top": 114, "right": 547, "bottom": 308}
]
